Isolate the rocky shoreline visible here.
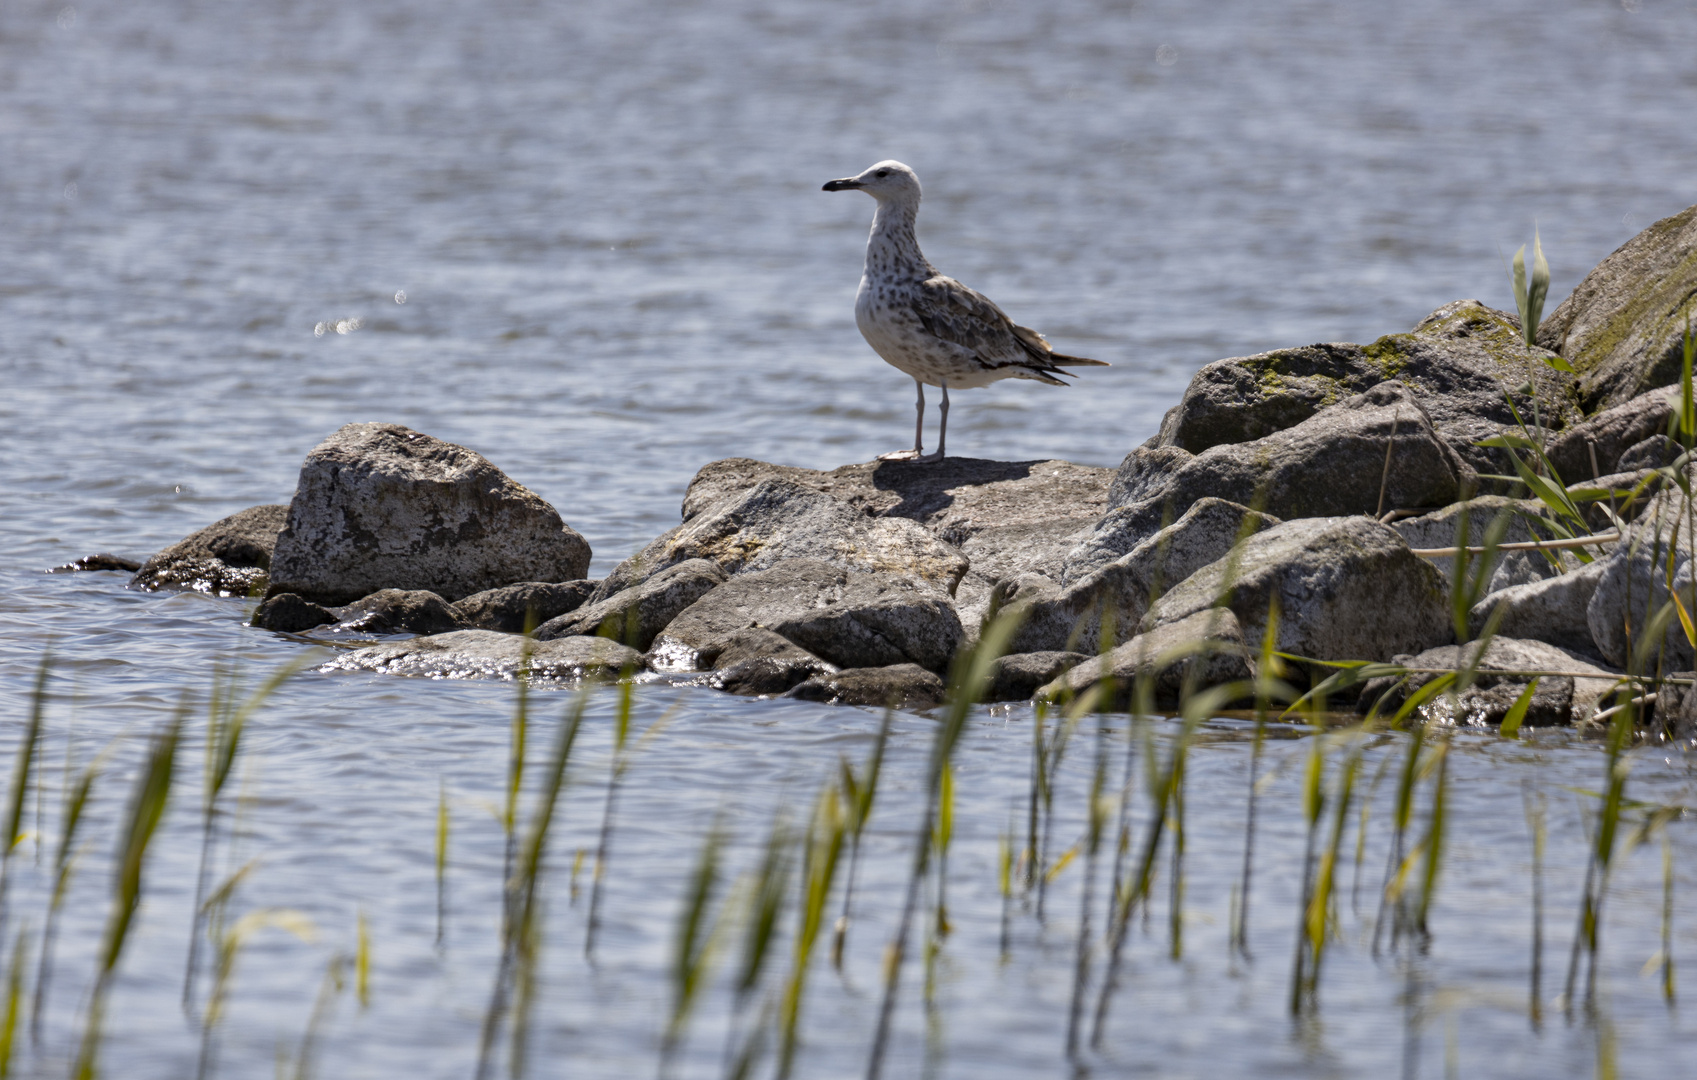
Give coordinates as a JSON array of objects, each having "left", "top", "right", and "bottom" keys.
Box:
[{"left": 69, "top": 203, "right": 1697, "bottom": 730}]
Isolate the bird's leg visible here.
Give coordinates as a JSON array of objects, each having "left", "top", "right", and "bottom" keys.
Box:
[
  {"left": 918, "top": 380, "right": 948, "bottom": 463},
  {"left": 877, "top": 379, "right": 927, "bottom": 461}
]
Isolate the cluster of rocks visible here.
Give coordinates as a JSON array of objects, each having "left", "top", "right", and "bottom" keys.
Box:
[{"left": 96, "top": 202, "right": 1697, "bottom": 725}]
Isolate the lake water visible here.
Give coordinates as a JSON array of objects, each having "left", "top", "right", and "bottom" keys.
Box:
[{"left": 3, "top": 0, "right": 1697, "bottom": 1075}]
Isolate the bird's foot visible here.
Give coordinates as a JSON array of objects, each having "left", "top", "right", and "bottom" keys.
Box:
[
  {"left": 915, "top": 449, "right": 945, "bottom": 463},
  {"left": 876, "top": 449, "right": 922, "bottom": 461}
]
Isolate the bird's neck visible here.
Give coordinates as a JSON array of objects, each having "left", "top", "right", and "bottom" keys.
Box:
[{"left": 865, "top": 199, "right": 930, "bottom": 280}]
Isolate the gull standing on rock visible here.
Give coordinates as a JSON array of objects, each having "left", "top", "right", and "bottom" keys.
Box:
[{"left": 823, "top": 160, "right": 1108, "bottom": 462}]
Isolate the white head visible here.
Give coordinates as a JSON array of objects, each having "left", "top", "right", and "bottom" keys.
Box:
[{"left": 822, "top": 160, "right": 922, "bottom": 205}]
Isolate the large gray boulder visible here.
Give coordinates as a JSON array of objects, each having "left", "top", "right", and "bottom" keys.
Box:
[
  {"left": 1537, "top": 203, "right": 1697, "bottom": 411},
  {"left": 267, "top": 423, "right": 591, "bottom": 606},
  {"left": 1155, "top": 300, "right": 1575, "bottom": 477},
  {"left": 1059, "top": 497, "right": 1283, "bottom": 587},
  {"left": 1106, "top": 384, "right": 1478, "bottom": 529},
  {"left": 535, "top": 559, "right": 726, "bottom": 650},
  {"left": 653, "top": 558, "right": 963, "bottom": 674},
  {"left": 596, "top": 478, "right": 968, "bottom": 601},
  {"left": 1543, "top": 384, "right": 1679, "bottom": 482},
  {"left": 321, "top": 630, "right": 642, "bottom": 681},
  {"left": 1356, "top": 638, "right": 1619, "bottom": 727},
  {"left": 1586, "top": 488, "right": 1697, "bottom": 668},
  {"left": 1039, "top": 608, "right": 1252, "bottom": 709},
  {"left": 675, "top": 456, "right": 1113, "bottom": 606},
  {"left": 131, "top": 505, "right": 289, "bottom": 596},
  {"left": 450, "top": 580, "right": 599, "bottom": 634},
  {"left": 1469, "top": 560, "right": 1607, "bottom": 654},
  {"left": 1144, "top": 515, "right": 1452, "bottom": 664}
]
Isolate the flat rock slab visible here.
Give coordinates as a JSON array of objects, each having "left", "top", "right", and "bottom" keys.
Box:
[
  {"left": 451, "top": 581, "right": 598, "bottom": 634},
  {"left": 321, "top": 630, "right": 641, "bottom": 682},
  {"left": 785, "top": 664, "right": 945, "bottom": 709},
  {"left": 599, "top": 478, "right": 968, "bottom": 599},
  {"left": 1145, "top": 515, "right": 1452, "bottom": 664},
  {"left": 1357, "top": 637, "right": 1620, "bottom": 726},
  {"left": 1537, "top": 203, "right": 1697, "bottom": 410},
  {"left": 269, "top": 423, "right": 591, "bottom": 605},
  {"left": 654, "top": 557, "right": 962, "bottom": 674},
  {"left": 131, "top": 504, "right": 289, "bottom": 596},
  {"left": 1040, "top": 608, "right": 1251, "bottom": 709}
]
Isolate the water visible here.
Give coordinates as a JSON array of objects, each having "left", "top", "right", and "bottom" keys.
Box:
[{"left": 3, "top": 0, "right": 1697, "bottom": 1074}]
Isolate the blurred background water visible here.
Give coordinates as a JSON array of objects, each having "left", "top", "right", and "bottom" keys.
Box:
[{"left": 2, "top": 0, "right": 1697, "bottom": 1076}]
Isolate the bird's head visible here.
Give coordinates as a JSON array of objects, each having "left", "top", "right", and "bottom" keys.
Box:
[{"left": 822, "top": 160, "right": 921, "bottom": 204}]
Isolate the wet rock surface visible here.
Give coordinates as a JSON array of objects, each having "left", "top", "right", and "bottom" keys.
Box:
[
  {"left": 705, "top": 628, "right": 837, "bottom": 696},
  {"left": 335, "top": 589, "right": 469, "bottom": 635},
  {"left": 250, "top": 593, "right": 338, "bottom": 633},
  {"left": 655, "top": 558, "right": 962, "bottom": 674},
  {"left": 536, "top": 559, "right": 726, "bottom": 650},
  {"left": 987, "top": 651, "right": 1090, "bottom": 703},
  {"left": 131, "top": 504, "right": 289, "bottom": 596},
  {"left": 1357, "top": 638, "right": 1618, "bottom": 727},
  {"left": 1040, "top": 608, "right": 1251, "bottom": 709},
  {"left": 784, "top": 664, "right": 946, "bottom": 708},
  {"left": 321, "top": 630, "right": 641, "bottom": 681},
  {"left": 268, "top": 423, "right": 591, "bottom": 606},
  {"left": 450, "top": 580, "right": 599, "bottom": 633},
  {"left": 52, "top": 553, "right": 143, "bottom": 573},
  {"left": 1537, "top": 203, "right": 1697, "bottom": 411}
]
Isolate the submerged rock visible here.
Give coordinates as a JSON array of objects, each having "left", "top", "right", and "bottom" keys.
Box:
[
  {"left": 131, "top": 504, "right": 289, "bottom": 596},
  {"left": 705, "top": 628, "right": 836, "bottom": 696},
  {"left": 1039, "top": 608, "right": 1251, "bottom": 709},
  {"left": 654, "top": 558, "right": 963, "bottom": 675},
  {"left": 268, "top": 423, "right": 591, "bottom": 606},
  {"left": 250, "top": 593, "right": 338, "bottom": 633},
  {"left": 597, "top": 478, "right": 968, "bottom": 600},
  {"left": 321, "top": 630, "right": 641, "bottom": 681},
  {"left": 450, "top": 580, "right": 599, "bottom": 634},
  {"left": 1537, "top": 203, "right": 1697, "bottom": 411},
  {"left": 536, "top": 559, "right": 726, "bottom": 651},
  {"left": 1356, "top": 637, "right": 1619, "bottom": 727},
  {"left": 1144, "top": 515, "right": 1451, "bottom": 664},
  {"left": 51, "top": 553, "right": 142, "bottom": 573},
  {"left": 336, "top": 589, "right": 468, "bottom": 635},
  {"left": 785, "top": 664, "right": 945, "bottom": 709}
]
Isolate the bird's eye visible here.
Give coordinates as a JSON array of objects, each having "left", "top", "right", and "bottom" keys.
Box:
[{"left": 875, "top": 169, "right": 890, "bottom": 178}]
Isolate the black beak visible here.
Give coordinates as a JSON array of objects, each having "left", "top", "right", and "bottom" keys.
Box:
[{"left": 822, "top": 178, "right": 862, "bottom": 192}]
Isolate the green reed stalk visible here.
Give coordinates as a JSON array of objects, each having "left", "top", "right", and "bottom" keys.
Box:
[
  {"left": 1232, "top": 603, "right": 1283, "bottom": 960},
  {"left": 834, "top": 709, "right": 893, "bottom": 970},
  {"left": 724, "top": 808, "right": 792, "bottom": 1080},
  {"left": 778, "top": 783, "right": 846, "bottom": 1080},
  {"left": 1522, "top": 780, "right": 1547, "bottom": 1028},
  {"left": 1024, "top": 701, "right": 1045, "bottom": 896},
  {"left": 290, "top": 952, "right": 347, "bottom": 1080},
  {"left": 1413, "top": 735, "right": 1450, "bottom": 941},
  {"left": 661, "top": 822, "right": 723, "bottom": 1079},
  {"left": 476, "top": 693, "right": 589, "bottom": 1080},
  {"left": 1353, "top": 752, "right": 1393, "bottom": 918},
  {"left": 586, "top": 673, "right": 636, "bottom": 963},
  {"left": 997, "top": 807, "right": 1015, "bottom": 961},
  {"left": 1300, "top": 729, "right": 1363, "bottom": 1009},
  {"left": 436, "top": 780, "right": 450, "bottom": 948},
  {"left": 195, "top": 906, "right": 314, "bottom": 1080},
  {"left": 1662, "top": 828, "right": 1677, "bottom": 1003},
  {"left": 865, "top": 608, "right": 1022, "bottom": 1080},
  {"left": 0, "top": 927, "right": 26, "bottom": 1080},
  {"left": 74, "top": 706, "right": 183, "bottom": 1080},
  {"left": 1372, "top": 695, "right": 1440, "bottom": 957},
  {"left": 32, "top": 752, "right": 99, "bottom": 1045},
  {"left": 184, "top": 658, "right": 297, "bottom": 1013},
  {"left": 1289, "top": 721, "right": 1327, "bottom": 1014},
  {"left": 1066, "top": 714, "right": 1110, "bottom": 1060},
  {"left": 0, "top": 654, "right": 49, "bottom": 946}
]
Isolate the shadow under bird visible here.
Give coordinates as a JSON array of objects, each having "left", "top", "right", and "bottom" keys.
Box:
[{"left": 823, "top": 160, "right": 1109, "bottom": 462}]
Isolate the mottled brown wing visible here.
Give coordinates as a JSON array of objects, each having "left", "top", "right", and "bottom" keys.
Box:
[{"left": 909, "top": 276, "right": 1041, "bottom": 371}]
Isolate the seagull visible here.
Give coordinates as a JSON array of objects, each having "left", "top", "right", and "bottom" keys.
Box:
[{"left": 823, "top": 160, "right": 1108, "bottom": 462}]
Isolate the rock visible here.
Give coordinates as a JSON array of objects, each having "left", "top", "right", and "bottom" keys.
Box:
[
  {"left": 986, "top": 651, "right": 1089, "bottom": 703},
  {"left": 1543, "top": 384, "right": 1679, "bottom": 481},
  {"left": 535, "top": 560, "right": 726, "bottom": 650},
  {"left": 1105, "top": 384, "right": 1478, "bottom": 528},
  {"left": 335, "top": 589, "right": 468, "bottom": 635},
  {"left": 267, "top": 423, "right": 591, "bottom": 605},
  {"left": 320, "top": 630, "right": 642, "bottom": 681},
  {"left": 1059, "top": 497, "right": 1283, "bottom": 587},
  {"left": 1536, "top": 203, "right": 1697, "bottom": 411},
  {"left": 450, "top": 580, "right": 599, "bottom": 633},
  {"left": 250, "top": 593, "right": 338, "bottom": 633},
  {"left": 597, "top": 478, "right": 968, "bottom": 601},
  {"left": 1657, "top": 675, "right": 1697, "bottom": 741},
  {"left": 1389, "top": 496, "right": 1543, "bottom": 585},
  {"left": 1356, "top": 638, "right": 1619, "bottom": 726},
  {"left": 131, "top": 504, "right": 289, "bottom": 596},
  {"left": 49, "top": 553, "right": 142, "bottom": 573},
  {"left": 1484, "top": 548, "right": 1587, "bottom": 594},
  {"left": 676, "top": 455, "right": 1114, "bottom": 607},
  {"left": 1618, "top": 435, "right": 1679, "bottom": 472},
  {"left": 784, "top": 664, "right": 946, "bottom": 709},
  {"left": 1144, "top": 515, "right": 1452, "bottom": 664},
  {"left": 654, "top": 558, "right": 963, "bottom": 674},
  {"left": 1586, "top": 488, "right": 1697, "bottom": 668},
  {"left": 1470, "top": 560, "right": 1606, "bottom": 653},
  {"left": 1156, "top": 300, "right": 1575, "bottom": 477},
  {"left": 1039, "top": 608, "right": 1252, "bottom": 709},
  {"left": 704, "top": 628, "right": 837, "bottom": 696}
]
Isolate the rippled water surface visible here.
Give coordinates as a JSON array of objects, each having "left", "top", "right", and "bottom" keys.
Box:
[{"left": 5, "top": 0, "right": 1697, "bottom": 1075}]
